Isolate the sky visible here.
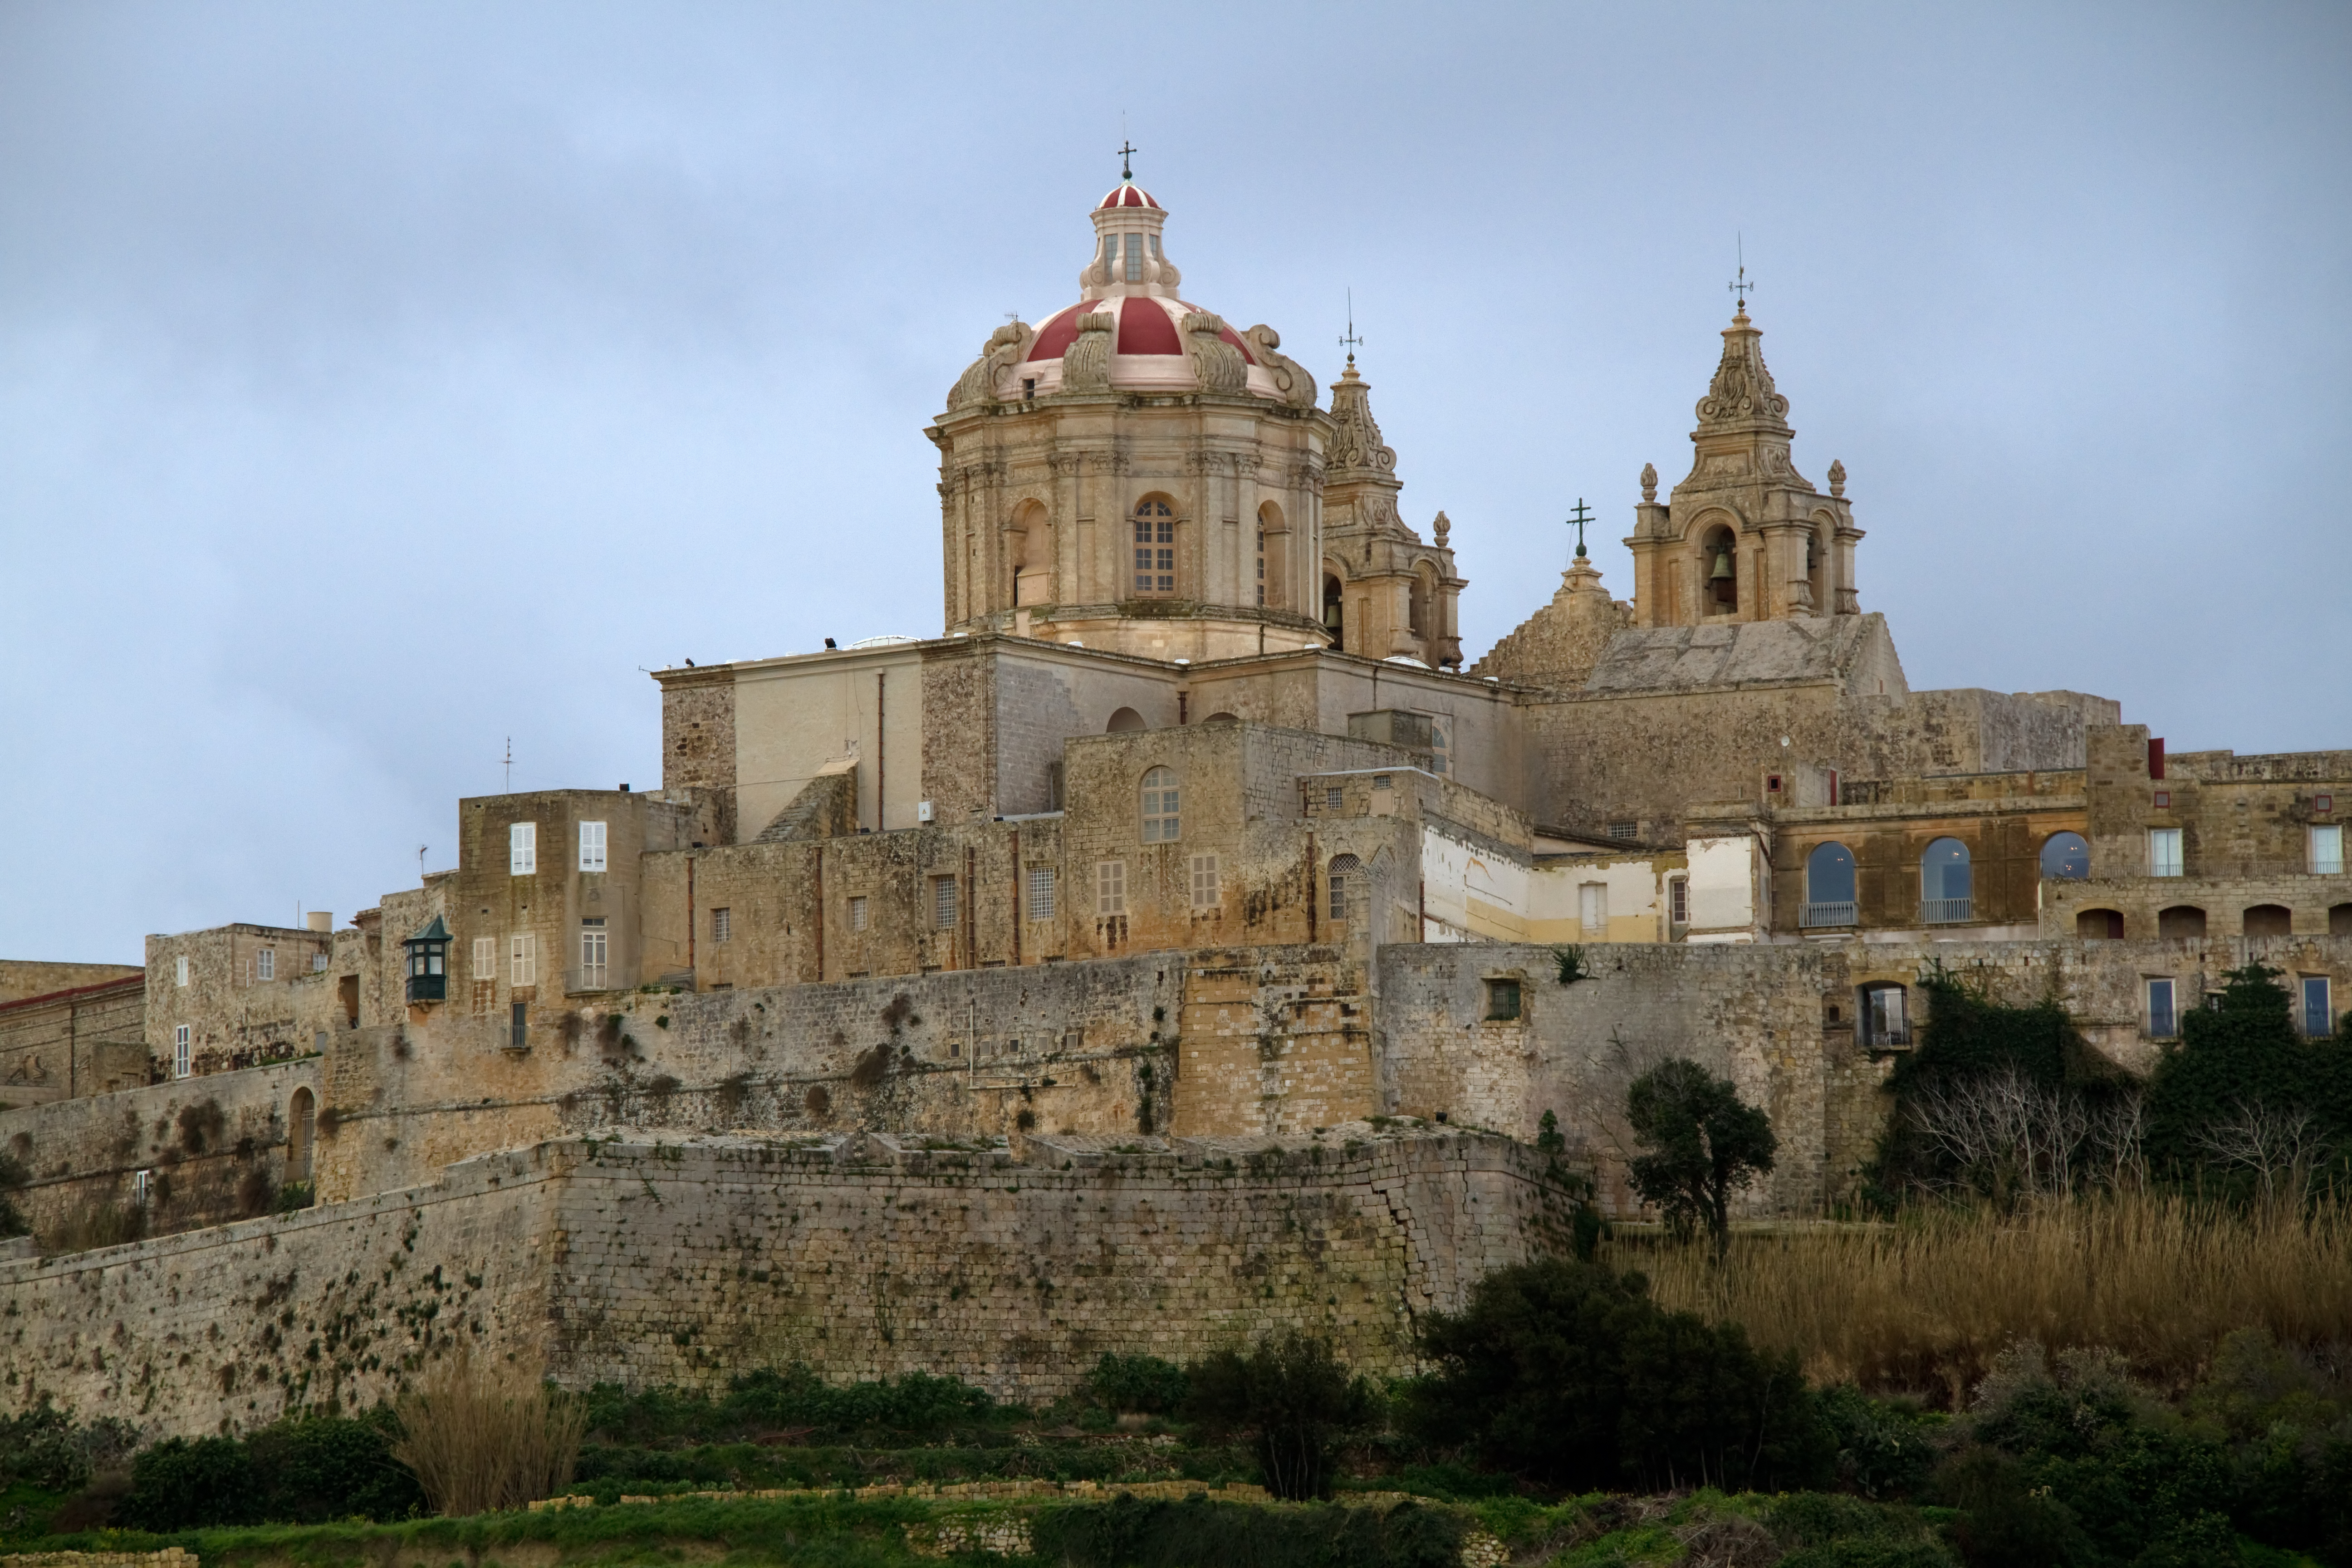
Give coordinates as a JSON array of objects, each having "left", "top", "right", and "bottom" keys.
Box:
[{"left": 2, "top": 2, "right": 2347, "bottom": 963}]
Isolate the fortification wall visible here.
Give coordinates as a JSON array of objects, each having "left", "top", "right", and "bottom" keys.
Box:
[{"left": 0, "top": 1128, "right": 1572, "bottom": 1438}]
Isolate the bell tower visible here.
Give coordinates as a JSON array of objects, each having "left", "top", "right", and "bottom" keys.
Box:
[{"left": 1624, "top": 304, "right": 1862, "bottom": 628}]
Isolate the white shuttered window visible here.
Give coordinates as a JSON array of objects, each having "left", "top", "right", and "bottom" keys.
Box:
[
  {"left": 510, "top": 823, "right": 537, "bottom": 875},
  {"left": 579, "top": 821, "right": 607, "bottom": 872},
  {"left": 510, "top": 933, "right": 536, "bottom": 986}
]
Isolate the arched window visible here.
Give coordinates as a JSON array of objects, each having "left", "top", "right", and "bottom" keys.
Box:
[
  {"left": 2157, "top": 905, "right": 2206, "bottom": 939},
  {"left": 1700, "top": 523, "right": 1738, "bottom": 615},
  {"left": 2039, "top": 832, "right": 2090, "bottom": 880},
  {"left": 1408, "top": 566, "right": 1432, "bottom": 637},
  {"left": 1132, "top": 497, "right": 1175, "bottom": 596},
  {"left": 1140, "top": 766, "right": 1179, "bottom": 842},
  {"left": 2077, "top": 908, "right": 2125, "bottom": 940},
  {"left": 1322, "top": 573, "right": 1345, "bottom": 650},
  {"left": 1921, "top": 838, "right": 1972, "bottom": 923},
  {"left": 1106, "top": 707, "right": 1146, "bottom": 734},
  {"left": 1257, "top": 501, "right": 1286, "bottom": 609},
  {"left": 1802, "top": 842, "right": 1856, "bottom": 926},
  {"left": 1328, "top": 853, "right": 1361, "bottom": 921},
  {"left": 1009, "top": 501, "right": 1051, "bottom": 608},
  {"left": 2244, "top": 904, "right": 2292, "bottom": 938},
  {"left": 287, "top": 1086, "right": 315, "bottom": 1183}
]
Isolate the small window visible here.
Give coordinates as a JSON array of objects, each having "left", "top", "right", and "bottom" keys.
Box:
[
  {"left": 2147, "top": 977, "right": 2178, "bottom": 1039},
  {"left": 1428, "top": 716, "right": 1451, "bottom": 777},
  {"left": 172, "top": 1024, "right": 191, "bottom": 1078},
  {"left": 1669, "top": 877, "right": 1689, "bottom": 927},
  {"left": 510, "top": 933, "right": 536, "bottom": 986},
  {"left": 511, "top": 1001, "right": 528, "bottom": 1050},
  {"left": 1860, "top": 984, "right": 1911, "bottom": 1048},
  {"left": 933, "top": 876, "right": 960, "bottom": 930},
  {"left": 579, "top": 820, "right": 608, "bottom": 872},
  {"left": 175, "top": 955, "right": 189, "bottom": 987},
  {"left": 1326, "top": 785, "right": 1345, "bottom": 812},
  {"left": 2303, "top": 976, "right": 2333, "bottom": 1039},
  {"left": 472, "top": 937, "right": 497, "bottom": 979},
  {"left": 1328, "top": 853, "right": 1361, "bottom": 921},
  {"left": 1373, "top": 774, "right": 1392, "bottom": 790},
  {"left": 579, "top": 922, "right": 608, "bottom": 989},
  {"left": 1027, "top": 866, "right": 1056, "bottom": 921},
  {"left": 2313, "top": 825, "right": 2345, "bottom": 876},
  {"left": 1579, "top": 882, "right": 1607, "bottom": 936},
  {"left": 1140, "top": 766, "right": 1180, "bottom": 842},
  {"left": 1607, "top": 822, "right": 1637, "bottom": 841},
  {"left": 1097, "top": 860, "right": 1127, "bottom": 916},
  {"left": 132, "top": 1169, "right": 152, "bottom": 1203},
  {"left": 2149, "top": 827, "right": 2184, "bottom": 877},
  {"left": 510, "top": 822, "right": 538, "bottom": 875},
  {"left": 310, "top": 951, "right": 328, "bottom": 972},
  {"left": 1124, "top": 233, "right": 1143, "bottom": 282},
  {"left": 848, "top": 895, "right": 870, "bottom": 932},
  {"left": 2040, "top": 832, "right": 2091, "bottom": 880},
  {"left": 1132, "top": 499, "right": 1174, "bottom": 595},
  {"left": 1256, "top": 528, "right": 1266, "bottom": 607},
  {"left": 1484, "top": 977, "right": 1522, "bottom": 1022},
  {"left": 256, "top": 947, "right": 275, "bottom": 982},
  {"left": 712, "top": 907, "right": 732, "bottom": 945},
  {"left": 1190, "top": 853, "right": 1221, "bottom": 909}
]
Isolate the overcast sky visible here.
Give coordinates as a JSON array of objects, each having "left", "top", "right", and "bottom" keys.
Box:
[{"left": 3, "top": 2, "right": 2347, "bottom": 963}]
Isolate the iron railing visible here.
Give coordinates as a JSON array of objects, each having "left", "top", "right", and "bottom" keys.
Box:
[
  {"left": 1921, "top": 896, "right": 1975, "bottom": 925},
  {"left": 1801, "top": 901, "right": 1857, "bottom": 927}
]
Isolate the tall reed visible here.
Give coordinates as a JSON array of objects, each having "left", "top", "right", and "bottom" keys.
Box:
[
  {"left": 390, "top": 1347, "right": 587, "bottom": 1515},
  {"left": 1614, "top": 1191, "right": 2352, "bottom": 1402}
]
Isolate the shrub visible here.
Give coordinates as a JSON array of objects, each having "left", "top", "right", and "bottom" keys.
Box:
[
  {"left": 0, "top": 1406, "right": 136, "bottom": 1494},
  {"left": 1818, "top": 1384, "right": 1943, "bottom": 1500},
  {"left": 117, "top": 1414, "right": 421, "bottom": 1528},
  {"left": 1032, "top": 1491, "right": 1463, "bottom": 1568},
  {"left": 1624, "top": 1058, "right": 1776, "bottom": 1257},
  {"left": 121, "top": 1435, "right": 259, "bottom": 1529},
  {"left": 391, "top": 1348, "right": 585, "bottom": 1516},
  {"left": 579, "top": 1364, "right": 1000, "bottom": 1445},
  {"left": 1087, "top": 1352, "right": 1189, "bottom": 1416},
  {"left": 1180, "top": 1332, "right": 1375, "bottom": 1501},
  {"left": 38, "top": 1198, "right": 144, "bottom": 1256},
  {"left": 1409, "top": 1256, "right": 1830, "bottom": 1492}
]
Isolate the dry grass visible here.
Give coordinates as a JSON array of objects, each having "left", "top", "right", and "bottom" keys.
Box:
[
  {"left": 390, "top": 1347, "right": 588, "bottom": 1515},
  {"left": 1615, "top": 1191, "right": 2352, "bottom": 1403}
]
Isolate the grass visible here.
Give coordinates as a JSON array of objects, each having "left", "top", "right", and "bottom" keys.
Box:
[{"left": 1619, "top": 1190, "right": 2352, "bottom": 1401}]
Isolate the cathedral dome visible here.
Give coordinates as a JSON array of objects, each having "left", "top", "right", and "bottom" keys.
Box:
[{"left": 1098, "top": 181, "right": 1160, "bottom": 210}]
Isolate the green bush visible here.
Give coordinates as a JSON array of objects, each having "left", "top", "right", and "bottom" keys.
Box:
[
  {"left": 1087, "top": 1353, "right": 1189, "bottom": 1416},
  {"left": 1409, "top": 1257, "right": 1831, "bottom": 1493},
  {"left": 119, "top": 1415, "right": 420, "bottom": 1529},
  {"left": 0, "top": 1406, "right": 136, "bottom": 1494},
  {"left": 1033, "top": 1491, "right": 1463, "bottom": 1568},
  {"left": 579, "top": 1365, "right": 1000, "bottom": 1445},
  {"left": 1818, "top": 1385, "right": 1944, "bottom": 1500},
  {"left": 1180, "top": 1333, "right": 1375, "bottom": 1501}
]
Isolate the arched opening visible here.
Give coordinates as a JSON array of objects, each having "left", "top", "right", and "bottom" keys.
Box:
[
  {"left": 1200, "top": 711, "right": 1240, "bottom": 725},
  {"left": 1130, "top": 495, "right": 1176, "bottom": 597},
  {"left": 1921, "top": 837, "right": 1973, "bottom": 923},
  {"left": 1408, "top": 564, "right": 1435, "bottom": 639},
  {"left": 1009, "top": 500, "right": 1051, "bottom": 608},
  {"left": 2077, "top": 908, "right": 2125, "bottom": 940},
  {"left": 1139, "top": 766, "right": 1180, "bottom": 842},
  {"left": 287, "top": 1087, "right": 315, "bottom": 1183},
  {"left": 2040, "top": 831, "right": 2091, "bottom": 880},
  {"left": 1327, "top": 853, "right": 1361, "bottom": 923},
  {"left": 1322, "top": 573, "right": 1345, "bottom": 650},
  {"left": 1806, "top": 519, "right": 1829, "bottom": 614},
  {"left": 1803, "top": 842, "right": 1856, "bottom": 926},
  {"left": 1257, "top": 501, "right": 1287, "bottom": 611},
  {"left": 2243, "top": 904, "right": 2293, "bottom": 938},
  {"left": 2158, "top": 905, "right": 2207, "bottom": 940},
  {"left": 2334, "top": 903, "right": 2352, "bottom": 938},
  {"left": 1700, "top": 522, "right": 1739, "bottom": 615},
  {"left": 1106, "top": 707, "right": 1146, "bottom": 734}
]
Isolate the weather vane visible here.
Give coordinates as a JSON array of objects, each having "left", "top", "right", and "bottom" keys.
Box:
[
  {"left": 1566, "top": 498, "right": 1593, "bottom": 562},
  {"left": 1117, "top": 137, "right": 1137, "bottom": 182},
  {"left": 1729, "top": 232, "right": 1754, "bottom": 311},
  {"left": 1339, "top": 288, "right": 1362, "bottom": 365}
]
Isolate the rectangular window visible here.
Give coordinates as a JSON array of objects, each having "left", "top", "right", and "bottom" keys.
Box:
[
  {"left": 712, "top": 907, "right": 732, "bottom": 945},
  {"left": 472, "top": 936, "right": 497, "bottom": 979},
  {"left": 511, "top": 1001, "right": 528, "bottom": 1051},
  {"left": 933, "top": 876, "right": 960, "bottom": 930},
  {"left": 2313, "top": 824, "right": 2345, "bottom": 876},
  {"left": 510, "top": 933, "right": 536, "bottom": 986},
  {"left": 1097, "top": 860, "right": 1127, "bottom": 916},
  {"left": 1027, "top": 866, "right": 1056, "bottom": 921},
  {"left": 2148, "top": 828, "right": 2183, "bottom": 877},
  {"left": 2304, "top": 976, "right": 2333, "bottom": 1039},
  {"left": 132, "top": 1168, "right": 152, "bottom": 1203},
  {"left": 256, "top": 947, "right": 275, "bottom": 982},
  {"left": 1256, "top": 528, "right": 1266, "bottom": 608},
  {"left": 1124, "top": 234, "right": 1142, "bottom": 282},
  {"left": 579, "top": 922, "right": 608, "bottom": 990},
  {"left": 848, "top": 895, "right": 869, "bottom": 932},
  {"left": 1484, "top": 977, "right": 1522, "bottom": 1021},
  {"left": 1326, "top": 785, "right": 1344, "bottom": 812},
  {"left": 510, "top": 822, "right": 537, "bottom": 875},
  {"left": 311, "top": 951, "right": 328, "bottom": 972},
  {"left": 1103, "top": 233, "right": 1119, "bottom": 274},
  {"left": 1862, "top": 985, "right": 1911, "bottom": 1048},
  {"left": 172, "top": 1024, "right": 191, "bottom": 1078},
  {"left": 1190, "top": 853, "right": 1220, "bottom": 909},
  {"left": 579, "top": 820, "right": 608, "bottom": 872},
  {"left": 1428, "top": 716, "right": 1451, "bottom": 776},
  {"left": 1607, "top": 822, "right": 1638, "bottom": 841},
  {"left": 175, "top": 955, "right": 189, "bottom": 987},
  {"left": 1579, "top": 882, "right": 1607, "bottom": 935},
  {"left": 2147, "top": 977, "right": 2177, "bottom": 1039},
  {"left": 1670, "top": 877, "right": 1690, "bottom": 927}
]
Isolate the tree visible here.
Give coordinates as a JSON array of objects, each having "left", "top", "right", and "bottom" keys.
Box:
[
  {"left": 1180, "top": 1331, "right": 1374, "bottom": 1500},
  {"left": 1624, "top": 1058, "right": 1776, "bottom": 1258}
]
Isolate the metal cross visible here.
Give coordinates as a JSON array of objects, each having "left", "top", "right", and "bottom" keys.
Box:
[
  {"left": 1729, "top": 233, "right": 1754, "bottom": 310},
  {"left": 1339, "top": 288, "right": 1362, "bottom": 364},
  {"left": 1567, "top": 498, "right": 1593, "bottom": 561},
  {"left": 1117, "top": 139, "right": 1137, "bottom": 181}
]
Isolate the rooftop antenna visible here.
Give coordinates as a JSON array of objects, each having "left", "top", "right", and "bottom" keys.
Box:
[
  {"left": 503, "top": 736, "right": 513, "bottom": 794},
  {"left": 1729, "top": 233, "right": 1754, "bottom": 312},
  {"left": 1339, "top": 289, "right": 1362, "bottom": 366},
  {"left": 1566, "top": 498, "right": 1594, "bottom": 562}
]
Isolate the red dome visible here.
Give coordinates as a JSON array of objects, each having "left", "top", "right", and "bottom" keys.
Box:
[
  {"left": 1022, "top": 297, "right": 1257, "bottom": 364},
  {"left": 1098, "top": 182, "right": 1161, "bottom": 210}
]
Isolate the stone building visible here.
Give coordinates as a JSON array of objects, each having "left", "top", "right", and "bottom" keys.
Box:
[{"left": 5, "top": 164, "right": 2348, "bottom": 1434}]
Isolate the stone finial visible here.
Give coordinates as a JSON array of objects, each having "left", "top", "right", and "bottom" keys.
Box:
[
  {"left": 1432, "top": 510, "right": 1451, "bottom": 545},
  {"left": 1640, "top": 462, "right": 1658, "bottom": 503},
  {"left": 1828, "top": 459, "right": 1846, "bottom": 498}
]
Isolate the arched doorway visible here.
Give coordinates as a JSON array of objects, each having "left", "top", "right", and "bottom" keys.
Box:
[
  {"left": 1921, "top": 838, "right": 1973, "bottom": 924},
  {"left": 288, "top": 1087, "right": 315, "bottom": 1184},
  {"left": 1803, "top": 842, "right": 1856, "bottom": 926}
]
